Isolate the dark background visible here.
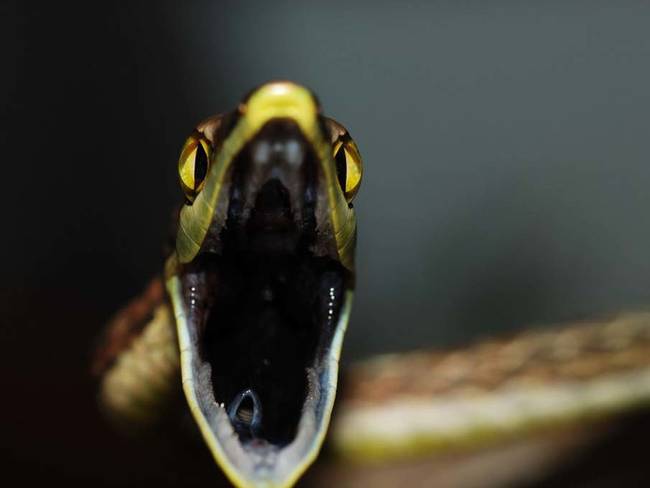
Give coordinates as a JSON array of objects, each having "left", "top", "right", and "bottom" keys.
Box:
[{"left": 3, "top": 1, "right": 650, "bottom": 486}]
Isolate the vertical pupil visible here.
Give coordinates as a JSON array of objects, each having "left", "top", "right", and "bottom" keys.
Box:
[
  {"left": 194, "top": 143, "right": 208, "bottom": 187},
  {"left": 335, "top": 145, "right": 347, "bottom": 193}
]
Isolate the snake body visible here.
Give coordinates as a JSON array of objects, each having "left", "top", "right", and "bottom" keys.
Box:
[{"left": 95, "top": 82, "right": 650, "bottom": 487}]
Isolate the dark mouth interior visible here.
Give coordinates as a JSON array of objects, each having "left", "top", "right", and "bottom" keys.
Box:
[
  {"left": 185, "top": 120, "right": 348, "bottom": 447},
  {"left": 201, "top": 253, "right": 345, "bottom": 445}
]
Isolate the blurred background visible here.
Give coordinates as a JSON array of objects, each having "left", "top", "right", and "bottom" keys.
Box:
[{"left": 3, "top": 1, "right": 650, "bottom": 486}]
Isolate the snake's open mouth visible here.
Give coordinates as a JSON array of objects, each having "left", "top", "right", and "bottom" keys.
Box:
[
  {"left": 171, "top": 117, "right": 353, "bottom": 486},
  {"left": 192, "top": 249, "right": 347, "bottom": 447},
  {"left": 199, "top": 256, "right": 343, "bottom": 446}
]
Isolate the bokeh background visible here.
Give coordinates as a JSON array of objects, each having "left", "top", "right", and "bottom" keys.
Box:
[{"left": 3, "top": 1, "right": 650, "bottom": 486}]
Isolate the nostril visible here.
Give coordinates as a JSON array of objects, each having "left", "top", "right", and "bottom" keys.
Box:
[{"left": 228, "top": 388, "right": 263, "bottom": 438}]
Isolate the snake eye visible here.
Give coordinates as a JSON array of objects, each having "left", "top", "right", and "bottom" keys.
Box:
[
  {"left": 334, "top": 138, "right": 362, "bottom": 202},
  {"left": 327, "top": 118, "right": 363, "bottom": 203},
  {"left": 178, "top": 132, "right": 212, "bottom": 202}
]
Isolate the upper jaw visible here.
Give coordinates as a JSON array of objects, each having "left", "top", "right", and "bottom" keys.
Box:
[
  {"left": 238, "top": 120, "right": 315, "bottom": 232},
  {"left": 175, "top": 83, "right": 356, "bottom": 270},
  {"left": 222, "top": 119, "right": 317, "bottom": 257}
]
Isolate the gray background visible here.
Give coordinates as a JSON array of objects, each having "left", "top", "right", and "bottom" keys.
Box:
[
  {"left": 4, "top": 1, "right": 650, "bottom": 485},
  {"left": 170, "top": 1, "right": 650, "bottom": 357},
  {"left": 6, "top": 1, "right": 650, "bottom": 359}
]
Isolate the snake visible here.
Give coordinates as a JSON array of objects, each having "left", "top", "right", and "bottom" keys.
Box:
[
  {"left": 95, "top": 81, "right": 361, "bottom": 488},
  {"left": 94, "top": 81, "right": 650, "bottom": 487}
]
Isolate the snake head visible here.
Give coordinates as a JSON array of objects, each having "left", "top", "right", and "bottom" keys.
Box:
[{"left": 166, "top": 82, "right": 362, "bottom": 487}]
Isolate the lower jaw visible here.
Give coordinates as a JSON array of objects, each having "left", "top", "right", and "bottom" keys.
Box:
[{"left": 190, "top": 251, "right": 348, "bottom": 447}]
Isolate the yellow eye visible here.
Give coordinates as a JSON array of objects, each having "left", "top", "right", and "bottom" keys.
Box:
[
  {"left": 178, "top": 132, "right": 211, "bottom": 202},
  {"left": 328, "top": 119, "right": 363, "bottom": 203}
]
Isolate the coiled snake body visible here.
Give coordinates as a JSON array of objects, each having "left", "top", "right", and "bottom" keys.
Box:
[{"left": 94, "top": 82, "right": 650, "bottom": 488}]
